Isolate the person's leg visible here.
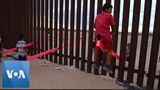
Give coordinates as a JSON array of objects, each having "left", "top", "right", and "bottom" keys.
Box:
[
  {"left": 93, "top": 34, "right": 103, "bottom": 69},
  {"left": 102, "top": 41, "right": 113, "bottom": 74},
  {"left": 19, "top": 55, "right": 26, "bottom": 61},
  {"left": 18, "top": 55, "right": 21, "bottom": 60},
  {"left": 18, "top": 55, "right": 23, "bottom": 61},
  {"left": 22, "top": 55, "right": 27, "bottom": 61},
  {"left": 105, "top": 41, "right": 112, "bottom": 64},
  {"left": 93, "top": 47, "right": 101, "bottom": 69},
  {"left": 106, "top": 50, "right": 112, "bottom": 64},
  {"left": 94, "top": 47, "right": 101, "bottom": 62}
]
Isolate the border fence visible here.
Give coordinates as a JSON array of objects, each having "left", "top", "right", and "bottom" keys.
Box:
[{"left": 0, "top": 0, "right": 160, "bottom": 89}]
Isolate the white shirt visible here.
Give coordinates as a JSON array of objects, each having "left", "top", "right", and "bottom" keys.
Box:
[{"left": 16, "top": 40, "right": 27, "bottom": 56}]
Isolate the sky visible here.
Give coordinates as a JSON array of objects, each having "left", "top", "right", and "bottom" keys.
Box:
[{"left": 43, "top": 0, "right": 157, "bottom": 33}]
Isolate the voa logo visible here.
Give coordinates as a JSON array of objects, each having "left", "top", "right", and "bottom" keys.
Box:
[
  {"left": 6, "top": 70, "right": 26, "bottom": 79},
  {"left": 2, "top": 61, "right": 30, "bottom": 88}
]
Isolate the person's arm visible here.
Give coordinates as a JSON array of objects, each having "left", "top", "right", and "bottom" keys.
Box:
[
  {"left": 110, "top": 15, "right": 115, "bottom": 36},
  {"left": 111, "top": 25, "right": 115, "bottom": 36}
]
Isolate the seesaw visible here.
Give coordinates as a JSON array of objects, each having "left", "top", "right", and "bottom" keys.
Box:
[
  {"left": 7, "top": 46, "right": 63, "bottom": 60},
  {"left": 26, "top": 44, "right": 127, "bottom": 65},
  {"left": 96, "top": 40, "right": 128, "bottom": 64},
  {"left": 27, "top": 46, "right": 64, "bottom": 60},
  {"left": 27, "top": 47, "right": 128, "bottom": 65},
  {"left": 3, "top": 39, "right": 126, "bottom": 63},
  {"left": 27, "top": 38, "right": 82, "bottom": 60},
  {"left": 2, "top": 43, "right": 33, "bottom": 54},
  {"left": 112, "top": 51, "right": 128, "bottom": 64}
]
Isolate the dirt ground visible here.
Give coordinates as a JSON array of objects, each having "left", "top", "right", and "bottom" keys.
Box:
[{"left": 0, "top": 58, "right": 124, "bottom": 89}]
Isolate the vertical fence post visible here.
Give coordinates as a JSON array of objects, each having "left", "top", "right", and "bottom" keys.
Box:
[
  {"left": 23, "top": 0, "right": 26, "bottom": 37},
  {"left": 8, "top": 0, "right": 12, "bottom": 48},
  {"left": 11, "top": 0, "right": 15, "bottom": 47},
  {"left": 54, "top": 0, "right": 58, "bottom": 63},
  {"left": 8, "top": 0, "right": 11, "bottom": 48},
  {"left": 28, "top": 0, "right": 30, "bottom": 54},
  {"left": 0, "top": 0, "right": 1, "bottom": 33},
  {"left": 1, "top": 0, "right": 3, "bottom": 33},
  {"left": 64, "top": 0, "right": 69, "bottom": 65},
  {"left": 45, "top": 0, "right": 49, "bottom": 59},
  {"left": 2, "top": 0, "right": 6, "bottom": 47},
  {"left": 69, "top": 0, "right": 75, "bottom": 66},
  {"left": 87, "top": 0, "right": 95, "bottom": 73},
  {"left": 137, "top": 0, "right": 152, "bottom": 87},
  {"left": 2, "top": 0, "right": 7, "bottom": 47},
  {"left": 127, "top": 0, "right": 141, "bottom": 83},
  {"left": 22, "top": 0, "right": 25, "bottom": 34},
  {"left": 75, "top": 0, "right": 81, "bottom": 68},
  {"left": 94, "top": 0, "right": 102, "bottom": 75},
  {"left": 3, "top": 0, "right": 6, "bottom": 48},
  {"left": 81, "top": 0, "right": 88, "bottom": 71},
  {"left": 27, "top": 0, "right": 30, "bottom": 43},
  {"left": 0, "top": 0, "right": 2, "bottom": 34},
  {"left": 106, "top": 0, "right": 111, "bottom": 4},
  {"left": 29, "top": 0, "right": 34, "bottom": 55},
  {"left": 14, "top": 0, "right": 17, "bottom": 45},
  {"left": 17, "top": 0, "right": 19, "bottom": 43},
  {"left": 17, "top": 0, "right": 20, "bottom": 38},
  {"left": 110, "top": 0, "right": 120, "bottom": 78},
  {"left": 19, "top": 0, "right": 22, "bottom": 35},
  {"left": 28, "top": 0, "right": 31, "bottom": 43},
  {"left": 24, "top": 0, "right": 26, "bottom": 40},
  {"left": 147, "top": 0, "right": 160, "bottom": 88},
  {"left": 49, "top": 0, "right": 53, "bottom": 62},
  {"left": 9, "top": 0, "right": 13, "bottom": 48},
  {"left": 59, "top": 0, "right": 64, "bottom": 65},
  {"left": 26, "top": 0, "right": 29, "bottom": 42},
  {"left": 41, "top": 0, "right": 45, "bottom": 58},
  {"left": 14, "top": 0, "right": 17, "bottom": 46},
  {"left": 49, "top": 0, "right": 53, "bottom": 61},
  {"left": 33, "top": 0, "right": 37, "bottom": 54},
  {"left": 97, "top": 0, "right": 102, "bottom": 14},
  {"left": 15, "top": 0, "right": 18, "bottom": 46},
  {"left": 9, "top": 0, "right": 12, "bottom": 46},
  {"left": 118, "top": 0, "right": 130, "bottom": 81},
  {"left": 37, "top": 0, "right": 40, "bottom": 53}
]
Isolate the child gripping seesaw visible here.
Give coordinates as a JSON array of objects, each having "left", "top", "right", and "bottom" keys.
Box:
[{"left": 93, "top": 3, "right": 115, "bottom": 74}]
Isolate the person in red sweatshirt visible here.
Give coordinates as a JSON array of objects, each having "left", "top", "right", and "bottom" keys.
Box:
[{"left": 93, "top": 3, "right": 115, "bottom": 74}]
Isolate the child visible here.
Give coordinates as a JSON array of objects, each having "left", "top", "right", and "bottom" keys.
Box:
[
  {"left": 93, "top": 3, "right": 115, "bottom": 74},
  {"left": 16, "top": 34, "right": 27, "bottom": 60},
  {"left": 0, "top": 34, "right": 3, "bottom": 63}
]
